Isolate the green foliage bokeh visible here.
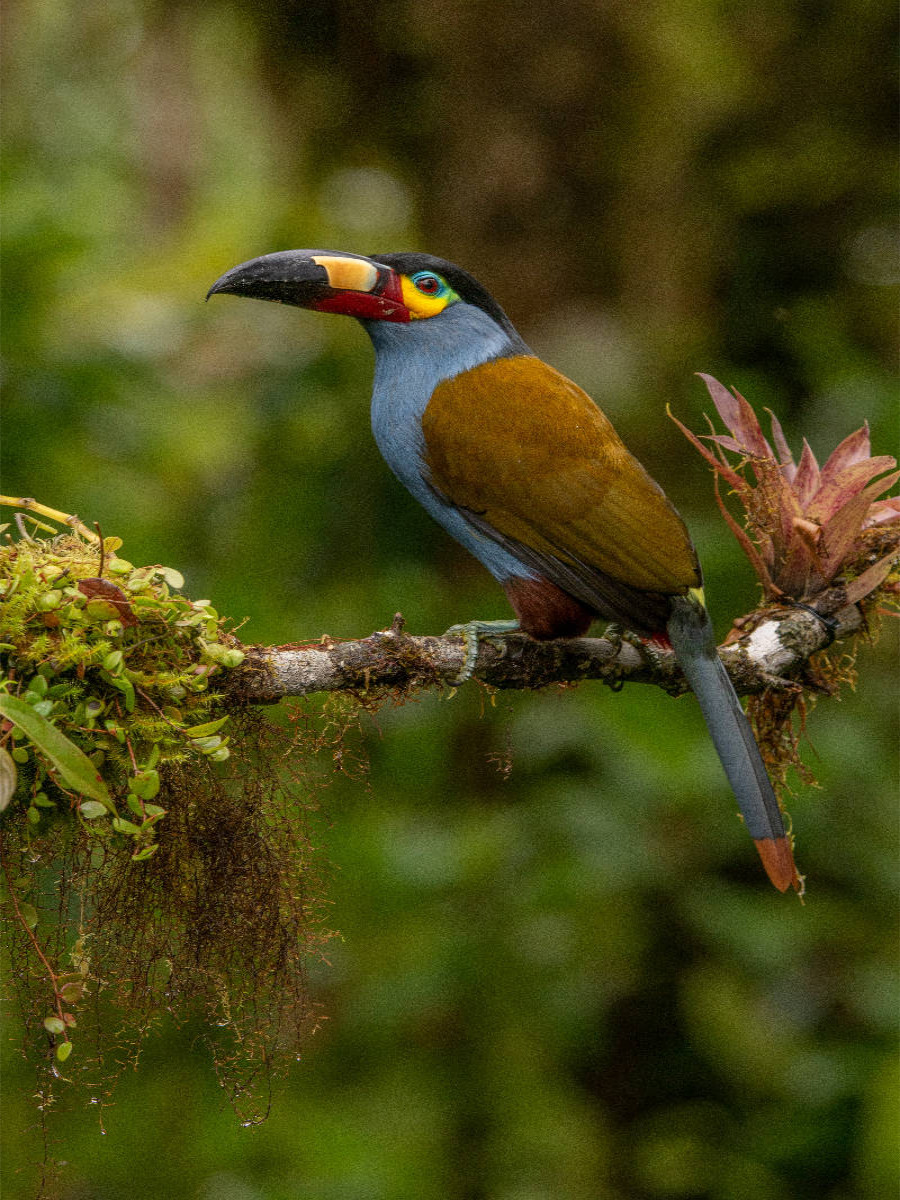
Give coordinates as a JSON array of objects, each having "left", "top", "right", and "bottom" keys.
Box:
[{"left": 1, "top": 1, "right": 897, "bottom": 1197}]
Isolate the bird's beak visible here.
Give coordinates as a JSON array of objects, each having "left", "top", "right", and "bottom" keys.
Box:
[{"left": 207, "top": 249, "right": 410, "bottom": 322}]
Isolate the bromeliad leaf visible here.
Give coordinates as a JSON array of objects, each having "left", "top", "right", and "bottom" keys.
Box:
[
  {"left": 0, "top": 695, "right": 112, "bottom": 806},
  {"left": 673, "top": 376, "right": 900, "bottom": 604}
]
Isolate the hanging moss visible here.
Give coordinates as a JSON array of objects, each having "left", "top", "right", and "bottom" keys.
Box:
[{"left": 0, "top": 504, "right": 336, "bottom": 1126}]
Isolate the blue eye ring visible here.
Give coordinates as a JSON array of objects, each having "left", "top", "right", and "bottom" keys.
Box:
[{"left": 410, "top": 271, "right": 446, "bottom": 297}]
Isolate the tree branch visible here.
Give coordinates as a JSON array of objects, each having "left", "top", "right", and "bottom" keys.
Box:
[{"left": 231, "top": 589, "right": 865, "bottom": 704}]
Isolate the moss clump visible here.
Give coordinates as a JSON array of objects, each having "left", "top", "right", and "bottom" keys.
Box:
[
  {"left": 0, "top": 504, "right": 334, "bottom": 1132},
  {"left": 1, "top": 521, "right": 245, "bottom": 846}
]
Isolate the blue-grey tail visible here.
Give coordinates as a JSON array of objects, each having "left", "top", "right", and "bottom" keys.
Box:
[{"left": 667, "top": 594, "right": 798, "bottom": 891}]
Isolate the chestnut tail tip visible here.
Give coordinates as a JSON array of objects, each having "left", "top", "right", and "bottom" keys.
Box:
[{"left": 754, "top": 836, "right": 801, "bottom": 893}]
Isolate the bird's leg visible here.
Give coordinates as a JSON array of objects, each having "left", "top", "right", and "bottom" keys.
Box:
[{"left": 444, "top": 619, "right": 521, "bottom": 683}]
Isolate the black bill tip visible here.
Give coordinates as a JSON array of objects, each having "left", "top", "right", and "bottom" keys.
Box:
[{"left": 206, "top": 250, "right": 333, "bottom": 306}]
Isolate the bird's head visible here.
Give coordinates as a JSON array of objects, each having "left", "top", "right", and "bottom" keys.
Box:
[{"left": 207, "top": 249, "right": 520, "bottom": 340}]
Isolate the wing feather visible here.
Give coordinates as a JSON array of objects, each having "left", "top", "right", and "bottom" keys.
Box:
[{"left": 422, "top": 356, "right": 701, "bottom": 609}]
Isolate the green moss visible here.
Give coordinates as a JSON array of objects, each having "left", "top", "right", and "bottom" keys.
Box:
[
  {"left": 0, "top": 507, "right": 333, "bottom": 1129},
  {"left": 1, "top": 521, "right": 246, "bottom": 847}
]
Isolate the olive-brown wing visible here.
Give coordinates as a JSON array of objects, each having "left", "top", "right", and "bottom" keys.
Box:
[{"left": 422, "top": 355, "right": 701, "bottom": 597}]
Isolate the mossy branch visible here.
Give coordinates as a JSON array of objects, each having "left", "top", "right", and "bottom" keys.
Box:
[{"left": 232, "top": 591, "right": 865, "bottom": 704}]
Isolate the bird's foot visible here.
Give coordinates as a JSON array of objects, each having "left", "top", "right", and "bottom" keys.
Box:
[
  {"left": 444, "top": 619, "right": 521, "bottom": 684},
  {"left": 603, "top": 622, "right": 652, "bottom": 656},
  {"left": 636, "top": 633, "right": 668, "bottom": 669},
  {"left": 603, "top": 623, "right": 668, "bottom": 668},
  {"left": 603, "top": 622, "right": 624, "bottom": 651}
]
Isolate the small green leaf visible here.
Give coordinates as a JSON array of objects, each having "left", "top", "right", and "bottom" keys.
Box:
[
  {"left": 43, "top": 1016, "right": 65, "bottom": 1035},
  {"left": 0, "top": 695, "right": 111, "bottom": 805},
  {"left": 175, "top": 613, "right": 205, "bottom": 628},
  {"left": 132, "top": 844, "right": 159, "bottom": 861},
  {"left": 112, "top": 816, "right": 142, "bottom": 835},
  {"left": 130, "top": 594, "right": 163, "bottom": 609},
  {"left": 27, "top": 806, "right": 41, "bottom": 824},
  {"left": 108, "top": 557, "right": 133, "bottom": 574},
  {"left": 84, "top": 597, "right": 120, "bottom": 622},
  {"left": 102, "top": 650, "right": 124, "bottom": 672},
  {"left": 0, "top": 746, "right": 17, "bottom": 812},
  {"left": 104, "top": 673, "right": 135, "bottom": 712},
  {"left": 60, "top": 982, "right": 85, "bottom": 1003},
  {"left": 192, "top": 735, "right": 222, "bottom": 753},
  {"left": 34, "top": 791, "right": 56, "bottom": 808},
  {"left": 132, "top": 768, "right": 160, "bottom": 796},
  {"left": 130, "top": 769, "right": 160, "bottom": 799},
  {"left": 79, "top": 801, "right": 109, "bottom": 820},
  {"left": 56, "top": 1041, "right": 73, "bottom": 1063},
  {"left": 184, "top": 716, "right": 230, "bottom": 739},
  {"left": 29, "top": 675, "right": 49, "bottom": 697},
  {"left": 36, "top": 590, "right": 63, "bottom": 611},
  {"left": 199, "top": 641, "right": 229, "bottom": 663},
  {"left": 11, "top": 746, "right": 29, "bottom": 764},
  {"left": 156, "top": 566, "right": 184, "bottom": 589},
  {"left": 19, "top": 902, "right": 39, "bottom": 930}
]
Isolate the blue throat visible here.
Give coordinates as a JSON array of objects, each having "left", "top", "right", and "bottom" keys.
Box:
[{"left": 361, "top": 301, "right": 535, "bottom": 584}]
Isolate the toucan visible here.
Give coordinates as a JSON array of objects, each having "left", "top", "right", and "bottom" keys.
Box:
[{"left": 208, "top": 249, "right": 799, "bottom": 892}]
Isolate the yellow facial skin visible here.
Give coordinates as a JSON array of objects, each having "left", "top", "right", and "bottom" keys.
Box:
[{"left": 400, "top": 274, "right": 460, "bottom": 319}]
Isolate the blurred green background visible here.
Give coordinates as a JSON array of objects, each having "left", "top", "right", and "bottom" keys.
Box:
[{"left": 2, "top": 1, "right": 898, "bottom": 1197}]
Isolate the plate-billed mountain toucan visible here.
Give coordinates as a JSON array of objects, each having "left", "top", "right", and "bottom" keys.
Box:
[{"left": 208, "top": 249, "right": 799, "bottom": 893}]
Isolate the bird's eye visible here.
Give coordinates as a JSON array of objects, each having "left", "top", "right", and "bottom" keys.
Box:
[{"left": 411, "top": 272, "right": 444, "bottom": 296}]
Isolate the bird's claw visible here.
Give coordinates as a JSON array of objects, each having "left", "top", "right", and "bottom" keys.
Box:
[
  {"left": 636, "top": 634, "right": 665, "bottom": 668},
  {"left": 444, "top": 619, "right": 520, "bottom": 684}
]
